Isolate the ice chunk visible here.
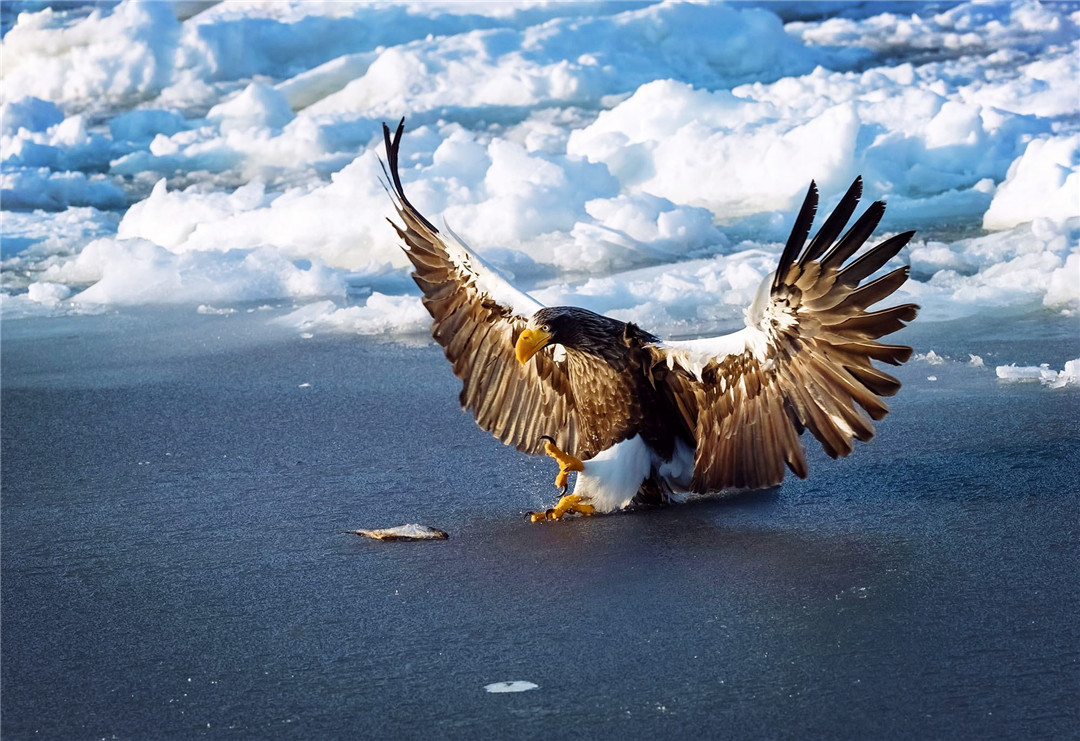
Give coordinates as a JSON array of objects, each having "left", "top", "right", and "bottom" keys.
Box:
[
  {"left": 484, "top": 681, "right": 538, "bottom": 693},
  {"left": 984, "top": 135, "right": 1080, "bottom": 230},
  {"left": 108, "top": 109, "right": 187, "bottom": 143},
  {"left": 26, "top": 282, "right": 71, "bottom": 305},
  {"left": 0, "top": 169, "right": 125, "bottom": 211},
  {"left": 63, "top": 239, "right": 344, "bottom": 306},
  {"left": 917, "top": 350, "right": 947, "bottom": 365},
  {"left": 206, "top": 82, "right": 295, "bottom": 133},
  {"left": 1, "top": 97, "right": 64, "bottom": 135},
  {"left": 995, "top": 359, "right": 1080, "bottom": 389}
]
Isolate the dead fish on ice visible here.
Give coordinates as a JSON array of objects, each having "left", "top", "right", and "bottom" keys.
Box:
[{"left": 346, "top": 524, "right": 449, "bottom": 541}]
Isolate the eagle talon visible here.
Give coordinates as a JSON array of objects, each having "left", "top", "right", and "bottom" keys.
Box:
[
  {"left": 540, "top": 437, "right": 584, "bottom": 491},
  {"left": 527, "top": 494, "right": 595, "bottom": 523}
]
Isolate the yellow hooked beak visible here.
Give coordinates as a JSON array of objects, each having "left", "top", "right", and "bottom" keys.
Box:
[{"left": 515, "top": 327, "right": 552, "bottom": 365}]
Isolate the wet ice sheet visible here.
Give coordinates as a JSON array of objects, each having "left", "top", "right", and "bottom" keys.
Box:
[{"left": 1, "top": 310, "right": 1077, "bottom": 739}]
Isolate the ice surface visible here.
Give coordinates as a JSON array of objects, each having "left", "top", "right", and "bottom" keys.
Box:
[{"left": 1, "top": 0, "right": 1077, "bottom": 344}]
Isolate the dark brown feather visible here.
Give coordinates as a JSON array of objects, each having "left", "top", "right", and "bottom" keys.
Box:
[{"left": 800, "top": 177, "right": 862, "bottom": 266}]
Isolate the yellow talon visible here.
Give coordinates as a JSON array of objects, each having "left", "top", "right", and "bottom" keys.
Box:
[
  {"left": 543, "top": 439, "right": 583, "bottom": 490},
  {"left": 527, "top": 494, "right": 594, "bottom": 523}
]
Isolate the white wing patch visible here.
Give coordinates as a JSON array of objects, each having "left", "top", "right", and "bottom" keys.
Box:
[
  {"left": 656, "top": 274, "right": 782, "bottom": 381},
  {"left": 441, "top": 217, "right": 543, "bottom": 319}
]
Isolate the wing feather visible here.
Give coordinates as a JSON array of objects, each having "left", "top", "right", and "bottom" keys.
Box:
[
  {"left": 800, "top": 177, "right": 863, "bottom": 265},
  {"left": 653, "top": 178, "right": 918, "bottom": 492},
  {"left": 819, "top": 201, "right": 886, "bottom": 271},
  {"left": 383, "top": 119, "right": 633, "bottom": 459}
]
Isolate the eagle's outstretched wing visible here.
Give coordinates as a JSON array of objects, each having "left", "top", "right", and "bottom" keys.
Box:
[
  {"left": 651, "top": 178, "right": 918, "bottom": 492},
  {"left": 382, "top": 119, "right": 636, "bottom": 458}
]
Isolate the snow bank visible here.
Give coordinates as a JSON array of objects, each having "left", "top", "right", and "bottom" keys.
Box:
[
  {"left": 905, "top": 219, "right": 1080, "bottom": 317},
  {"left": 277, "top": 297, "right": 430, "bottom": 336},
  {"left": 2, "top": 2, "right": 181, "bottom": 112},
  {"left": 1, "top": 0, "right": 1077, "bottom": 334},
  {"left": 303, "top": 3, "right": 822, "bottom": 119},
  {"left": 43, "top": 238, "right": 344, "bottom": 306}
]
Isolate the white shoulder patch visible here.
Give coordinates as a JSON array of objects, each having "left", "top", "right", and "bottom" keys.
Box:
[{"left": 653, "top": 272, "right": 782, "bottom": 380}]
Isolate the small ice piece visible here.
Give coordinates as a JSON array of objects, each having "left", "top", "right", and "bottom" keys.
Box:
[
  {"left": 968, "top": 354, "right": 985, "bottom": 367},
  {"left": 484, "top": 681, "right": 538, "bottom": 694},
  {"left": 927, "top": 376, "right": 937, "bottom": 381},
  {"left": 197, "top": 304, "right": 235, "bottom": 315},
  {"left": 347, "top": 524, "right": 449, "bottom": 541}
]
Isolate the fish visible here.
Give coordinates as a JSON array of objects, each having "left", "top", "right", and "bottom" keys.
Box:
[{"left": 345, "top": 524, "right": 449, "bottom": 541}]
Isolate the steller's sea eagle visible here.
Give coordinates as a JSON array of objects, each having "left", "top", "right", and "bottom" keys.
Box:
[{"left": 382, "top": 119, "right": 918, "bottom": 521}]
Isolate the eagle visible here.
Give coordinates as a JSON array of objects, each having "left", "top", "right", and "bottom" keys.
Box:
[{"left": 381, "top": 119, "right": 918, "bottom": 521}]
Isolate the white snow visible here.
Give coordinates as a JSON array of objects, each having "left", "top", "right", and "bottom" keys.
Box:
[
  {"left": 0, "top": 0, "right": 1077, "bottom": 347},
  {"left": 26, "top": 281, "right": 71, "bottom": 305}
]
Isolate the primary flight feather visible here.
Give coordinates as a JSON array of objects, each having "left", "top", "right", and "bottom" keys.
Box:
[{"left": 382, "top": 119, "right": 918, "bottom": 520}]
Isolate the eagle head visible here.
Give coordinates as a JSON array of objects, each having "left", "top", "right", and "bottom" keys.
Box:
[{"left": 515, "top": 307, "right": 628, "bottom": 365}]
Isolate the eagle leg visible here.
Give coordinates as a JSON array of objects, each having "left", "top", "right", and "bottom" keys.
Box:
[
  {"left": 539, "top": 436, "right": 584, "bottom": 491},
  {"left": 527, "top": 494, "right": 595, "bottom": 523},
  {"left": 525, "top": 437, "right": 592, "bottom": 522}
]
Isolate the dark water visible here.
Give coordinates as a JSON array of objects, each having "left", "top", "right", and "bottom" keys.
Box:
[{"left": 3, "top": 308, "right": 1078, "bottom": 740}]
